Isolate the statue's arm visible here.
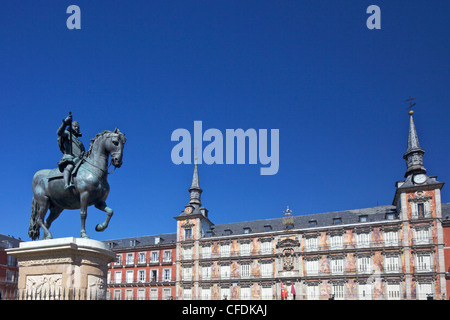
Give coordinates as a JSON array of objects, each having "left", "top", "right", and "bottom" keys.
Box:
[{"left": 57, "top": 120, "right": 68, "bottom": 137}]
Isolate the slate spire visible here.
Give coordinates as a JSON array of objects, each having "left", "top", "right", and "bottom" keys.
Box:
[
  {"left": 188, "top": 157, "right": 202, "bottom": 206},
  {"left": 403, "top": 110, "right": 426, "bottom": 177}
]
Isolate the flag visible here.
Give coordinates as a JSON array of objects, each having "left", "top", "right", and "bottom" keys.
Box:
[
  {"left": 280, "top": 281, "right": 286, "bottom": 300},
  {"left": 291, "top": 284, "right": 296, "bottom": 300}
]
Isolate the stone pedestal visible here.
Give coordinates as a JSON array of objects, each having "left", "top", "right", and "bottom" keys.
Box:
[{"left": 7, "top": 237, "right": 115, "bottom": 300}]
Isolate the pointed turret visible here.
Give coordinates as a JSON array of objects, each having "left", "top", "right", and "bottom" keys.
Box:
[
  {"left": 403, "top": 110, "right": 426, "bottom": 178},
  {"left": 188, "top": 158, "right": 202, "bottom": 206}
]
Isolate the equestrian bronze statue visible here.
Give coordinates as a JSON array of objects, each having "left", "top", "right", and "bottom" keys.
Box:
[{"left": 28, "top": 113, "right": 126, "bottom": 240}]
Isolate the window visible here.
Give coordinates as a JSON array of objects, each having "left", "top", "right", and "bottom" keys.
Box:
[
  {"left": 415, "top": 254, "right": 432, "bottom": 272},
  {"left": 240, "top": 242, "right": 250, "bottom": 256},
  {"left": 240, "top": 264, "right": 251, "bottom": 278},
  {"left": 261, "top": 287, "right": 273, "bottom": 300},
  {"left": 386, "top": 283, "right": 401, "bottom": 300},
  {"left": 412, "top": 201, "right": 431, "bottom": 219},
  {"left": 357, "top": 256, "right": 371, "bottom": 274},
  {"left": 305, "top": 237, "right": 319, "bottom": 252},
  {"left": 386, "top": 213, "right": 395, "bottom": 220},
  {"left": 417, "top": 203, "right": 425, "bottom": 217},
  {"left": 220, "top": 287, "right": 230, "bottom": 300},
  {"left": 107, "top": 271, "right": 111, "bottom": 284},
  {"left": 240, "top": 287, "right": 251, "bottom": 300},
  {"left": 125, "top": 289, "right": 133, "bottom": 300},
  {"left": 356, "top": 233, "right": 371, "bottom": 248},
  {"left": 260, "top": 241, "right": 272, "bottom": 254},
  {"left": 225, "top": 229, "right": 232, "bottom": 236},
  {"left": 331, "top": 283, "right": 345, "bottom": 300},
  {"left": 151, "top": 269, "right": 158, "bottom": 282},
  {"left": 115, "top": 254, "right": 122, "bottom": 266},
  {"left": 384, "top": 231, "right": 399, "bottom": 246},
  {"left": 126, "top": 270, "right": 134, "bottom": 283},
  {"left": 201, "top": 265, "right": 211, "bottom": 280},
  {"left": 333, "top": 217, "right": 342, "bottom": 225},
  {"left": 163, "top": 269, "right": 171, "bottom": 282},
  {"left": 201, "top": 288, "right": 211, "bottom": 300},
  {"left": 114, "top": 271, "right": 122, "bottom": 284},
  {"left": 307, "top": 284, "right": 319, "bottom": 300},
  {"left": 114, "top": 289, "right": 121, "bottom": 300},
  {"left": 137, "top": 289, "right": 145, "bottom": 300},
  {"left": 414, "top": 228, "right": 430, "bottom": 245},
  {"left": 126, "top": 253, "right": 134, "bottom": 265},
  {"left": 201, "top": 245, "right": 211, "bottom": 259},
  {"left": 309, "top": 220, "right": 317, "bottom": 227},
  {"left": 163, "top": 250, "right": 172, "bottom": 262},
  {"left": 163, "top": 288, "right": 172, "bottom": 300},
  {"left": 220, "top": 243, "right": 231, "bottom": 257},
  {"left": 183, "top": 267, "right": 192, "bottom": 281},
  {"left": 150, "top": 288, "right": 158, "bottom": 300},
  {"left": 150, "top": 251, "right": 159, "bottom": 263},
  {"left": 220, "top": 265, "right": 230, "bottom": 279},
  {"left": 243, "top": 227, "right": 251, "bottom": 234},
  {"left": 183, "top": 246, "right": 193, "bottom": 260},
  {"left": 138, "top": 269, "right": 146, "bottom": 282},
  {"left": 138, "top": 252, "right": 146, "bottom": 264},
  {"left": 183, "top": 288, "right": 192, "bottom": 300},
  {"left": 359, "top": 215, "right": 368, "bottom": 223},
  {"left": 331, "top": 258, "right": 344, "bottom": 274},
  {"left": 185, "top": 228, "right": 192, "bottom": 240},
  {"left": 261, "top": 262, "right": 272, "bottom": 277},
  {"left": 416, "top": 282, "right": 433, "bottom": 300},
  {"left": 358, "top": 283, "right": 372, "bottom": 300},
  {"left": 305, "top": 259, "right": 319, "bottom": 276},
  {"left": 330, "top": 235, "right": 343, "bottom": 249},
  {"left": 264, "top": 225, "right": 272, "bottom": 232},
  {"left": 385, "top": 255, "right": 400, "bottom": 273}
]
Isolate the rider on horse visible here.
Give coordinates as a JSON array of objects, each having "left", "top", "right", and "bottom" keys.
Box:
[{"left": 57, "top": 113, "right": 85, "bottom": 190}]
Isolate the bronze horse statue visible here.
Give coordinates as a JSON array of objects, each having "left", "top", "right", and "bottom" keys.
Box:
[{"left": 28, "top": 128, "right": 126, "bottom": 240}]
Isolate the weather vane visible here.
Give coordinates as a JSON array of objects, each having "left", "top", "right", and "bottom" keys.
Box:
[{"left": 405, "top": 96, "right": 416, "bottom": 114}]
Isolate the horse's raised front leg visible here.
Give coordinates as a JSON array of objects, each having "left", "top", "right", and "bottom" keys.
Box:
[
  {"left": 79, "top": 191, "right": 90, "bottom": 239},
  {"left": 94, "top": 201, "right": 113, "bottom": 232}
]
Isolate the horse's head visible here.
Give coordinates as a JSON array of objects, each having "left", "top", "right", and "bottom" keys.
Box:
[{"left": 105, "top": 128, "right": 126, "bottom": 168}]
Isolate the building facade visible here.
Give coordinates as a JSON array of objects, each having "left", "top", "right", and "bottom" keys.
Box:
[
  {"left": 105, "top": 234, "right": 176, "bottom": 300},
  {"left": 106, "top": 110, "right": 448, "bottom": 300},
  {"left": 0, "top": 235, "right": 21, "bottom": 300}
]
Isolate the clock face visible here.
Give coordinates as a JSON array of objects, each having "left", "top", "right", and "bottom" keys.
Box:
[
  {"left": 184, "top": 206, "right": 193, "bottom": 214},
  {"left": 414, "top": 174, "right": 426, "bottom": 184}
]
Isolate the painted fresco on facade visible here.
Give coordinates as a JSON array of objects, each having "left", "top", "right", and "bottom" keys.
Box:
[
  {"left": 251, "top": 283, "right": 261, "bottom": 300},
  {"left": 231, "top": 285, "right": 239, "bottom": 300},
  {"left": 252, "top": 260, "right": 260, "bottom": 277},
  {"left": 319, "top": 232, "right": 328, "bottom": 250},
  {"left": 344, "top": 230, "right": 354, "bottom": 249},
  {"left": 345, "top": 253, "right": 356, "bottom": 273}
]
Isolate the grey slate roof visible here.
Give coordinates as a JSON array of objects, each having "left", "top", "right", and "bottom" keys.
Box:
[
  {"left": 104, "top": 202, "right": 450, "bottom": 246},
  {"left": 0, "top": 234, "right": 22, "bottom": 249},
  {"left": 104, "top": 232, "right": 176, "bottom": 250},
  {"left": 207, "top": 205, "right": 399, "bottom": 237}
]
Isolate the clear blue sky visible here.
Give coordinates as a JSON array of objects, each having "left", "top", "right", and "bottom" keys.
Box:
[{"left": 0, "top": 1, "right": 449, "bottom": 241}]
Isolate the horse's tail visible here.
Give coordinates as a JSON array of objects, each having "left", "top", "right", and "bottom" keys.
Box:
[{"left": 28, "top": 197, "right": 40, "bottom": 240}]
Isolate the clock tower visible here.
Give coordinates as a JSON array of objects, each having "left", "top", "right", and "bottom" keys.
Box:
[
  {"left": 174, "top": 159, "right": 214, "bottom": 300},
  {"left": 393, "top": 108, "right": 445, "bottom": 299}
]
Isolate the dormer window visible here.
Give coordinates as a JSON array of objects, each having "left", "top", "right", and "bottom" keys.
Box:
[
  {"left": 309, "top": 220, "right": 317, "bottom": 227},
  {"left": 225, "top": 229, "right": 232, "bottom": 236},
  {"left": 359, "top": 215, "right": 368, "bottom": 223},
  {"left": 243, "top": 227, "right": 251, "bottom": 234},
  {"left": 264, "top": 225, "right": 272, "bottom": 232},
  {"left": 333, "top": 218, "right": 342, "bottom": 225}
]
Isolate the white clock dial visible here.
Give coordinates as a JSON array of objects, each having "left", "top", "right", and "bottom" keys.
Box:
[{"left": 414, "top": 174, "right": 426, "bottom": 184}]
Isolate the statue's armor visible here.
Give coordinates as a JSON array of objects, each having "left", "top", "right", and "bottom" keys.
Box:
[{"left": 58, "top": 129, "right": 85, "bottom": 172}]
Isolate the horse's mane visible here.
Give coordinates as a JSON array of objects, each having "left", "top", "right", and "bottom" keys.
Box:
[{"left": 85, "top": 128, "right": 126, "bottom": 158}]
